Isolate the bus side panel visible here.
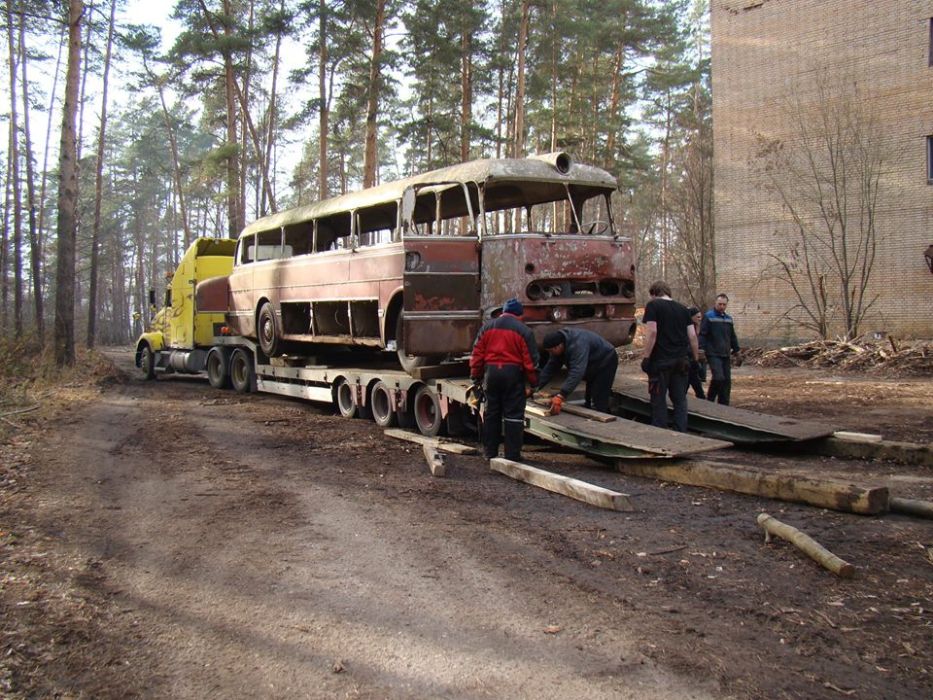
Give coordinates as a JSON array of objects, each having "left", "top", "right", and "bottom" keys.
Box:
[{"left": 402, "top": 237, "right": 481, "bottom": 355}]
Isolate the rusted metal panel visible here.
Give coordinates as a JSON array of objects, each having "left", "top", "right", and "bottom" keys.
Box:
[{"left": 482, "top": 234, "right": 636, "bottom": 347}]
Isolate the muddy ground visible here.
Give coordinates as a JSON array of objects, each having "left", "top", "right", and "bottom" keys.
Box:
[{"left": 0, "top": 349, "right": 930, "bottom": 699}]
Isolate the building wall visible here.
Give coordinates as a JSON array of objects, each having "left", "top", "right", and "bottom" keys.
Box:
[{"left": 711, "top": 0, "right": 933, "bottom": 342}]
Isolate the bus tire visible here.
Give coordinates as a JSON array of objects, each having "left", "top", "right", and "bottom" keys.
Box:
[
  {"left": 206, "top": 348, "right": 231, "bottom": 389},
  {"left": 370, "top": 380, "right": 397, "bottom": 428},
  {"left": 413, "top": 385, "right": 445, "bottom": 437},
  {"left": 257, "top": 301, "right": 282, "bottom": 357},
  {"left": 230, "top": 348, "right": 255, "bottom": 393}
]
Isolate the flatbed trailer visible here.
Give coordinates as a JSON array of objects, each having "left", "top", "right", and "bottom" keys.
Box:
[{"left": 199, "top": 337, "right": 731, "bottom": 460}]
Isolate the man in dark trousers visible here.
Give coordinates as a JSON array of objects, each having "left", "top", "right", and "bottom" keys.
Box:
[
  {"left": 535, "top": 328, "right": 618, "bottom": 415},
  {"left": 686, "top": 306, "right": 707, "bottom": 399},
  {"left": 640, "top": 280, "right": 699, "bottom": 432},
  {"left": 469, "top": 298, "right": 539, "bottom": 461},
  {"left": 699, "top": 293, "right": 741, "bottom": 405}
]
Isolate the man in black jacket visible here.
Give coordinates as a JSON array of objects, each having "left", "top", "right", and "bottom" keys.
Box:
[
  {"left": 535, "top": 328, "right": 618, "bottom": 415},
  {"left": 469, "top": 298, "right": 539, "bottom": 461},
  {"left": 699, "top": 293, "right": 741, "bottom": 405},
  {"left": 640, "top": 280, "right": 699, "bottom": 432}
]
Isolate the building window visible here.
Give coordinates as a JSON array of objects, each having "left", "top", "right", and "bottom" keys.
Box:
[
  {"left": 927, "top": 136, "right": 933, "bottom": 183},
  {"left": 929, "top": 18, "right": 933, "bottom": 66}
]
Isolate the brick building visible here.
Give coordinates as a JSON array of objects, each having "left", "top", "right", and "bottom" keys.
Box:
[{"left": 711, "top": 0, "right": 933, "bottom": 342}]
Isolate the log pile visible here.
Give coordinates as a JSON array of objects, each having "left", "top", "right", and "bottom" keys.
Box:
[{"left": 743, "top": 339, "right": 933, "bottom": 376}]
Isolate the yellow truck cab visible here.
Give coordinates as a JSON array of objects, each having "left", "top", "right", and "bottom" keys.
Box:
[{"left": 135, "top": 237, "right": 237, "bottom": 378}]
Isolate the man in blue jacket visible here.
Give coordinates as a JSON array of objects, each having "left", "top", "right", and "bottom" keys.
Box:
[
  {"left": 699, "top": 294, "right": 741, "bottom": 405},
  {"left": 535, "top": 328, "right": 618, "bottom": 415},
  {"left": 470, "top": 298, "right": 539, "bottom": 461}
]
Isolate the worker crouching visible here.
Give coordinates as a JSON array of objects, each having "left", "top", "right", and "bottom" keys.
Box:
[{"left": 469, "top": 298, "right": 539, "bottom": 461}]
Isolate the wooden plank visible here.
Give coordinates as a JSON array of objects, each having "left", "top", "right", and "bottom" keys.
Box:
[
  {"left": 614, "top": 458, "right": 889, "bottom": 515},
  {"left": 757, "top": 513, "right": 855, "bottom": 578},
  {"left": 813, "top": 437, "right": 933, "bottom": 467},
  {"left": 383, "top": 428, "right": 478, "bottom": 455},
  {"left": 833, "top": 431, "right": 883, "bottom": 443},
  {"left": 530, "top": 398, "right": 615, "bottom": 422},
  {"left": 422, "top": 443, "right": 447, "bottom": 477},
  {"left": 490, "top": 457, "right": 634, "bottom": 511}
]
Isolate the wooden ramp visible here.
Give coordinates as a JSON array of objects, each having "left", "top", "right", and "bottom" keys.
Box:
[
  {"left": 523, "top": 403, "right": 731, "bottom": 459},
  {"left": 611, "top": 377, "right": 837, "bottom": 445}
]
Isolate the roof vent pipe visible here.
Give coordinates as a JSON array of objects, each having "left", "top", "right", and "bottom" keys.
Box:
[{"left": 528, "top": 151, "right": 572, "bottom": 174}]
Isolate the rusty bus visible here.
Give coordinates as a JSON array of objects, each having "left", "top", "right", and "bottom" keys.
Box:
[{"left": 198, "top": 152, "right": 636, "bottom": 372}]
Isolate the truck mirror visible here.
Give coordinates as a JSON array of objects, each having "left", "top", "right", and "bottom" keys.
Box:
[{"left": 148, "top": 289, "right": 156, "bottom": 306}]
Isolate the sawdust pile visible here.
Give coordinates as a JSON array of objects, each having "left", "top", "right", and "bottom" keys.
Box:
[{"left": 743, "top": 339, "right": 933, "bottom": 376}]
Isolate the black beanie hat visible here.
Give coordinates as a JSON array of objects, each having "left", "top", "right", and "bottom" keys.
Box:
[{"left": 542, "top": 331, "right": 564, "bottom": 349}]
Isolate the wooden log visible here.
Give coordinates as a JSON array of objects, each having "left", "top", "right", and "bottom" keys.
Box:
[
  {"left": 614, "top": 458, "right": 889, "bottom": 515},
  {"left": 814, "top": 436, "right": 933, "bottom": 467},
  {"left": 757, "top": 513, "right": 855, "bottom": 578},
  {"left": 383, "top": 428, "right": 478, "bottom": 455},
  {"left": 410, "top": 361, "right": 470, "bottom": 380},
  {"left": 422, "top": 443, "right": 447, "bottom": 477},
  {"left": 889, "top": 497, "right": 933, "bottom": 520},
  {"left": 490, "top": 457, "right": 634, "bottom": 511}
]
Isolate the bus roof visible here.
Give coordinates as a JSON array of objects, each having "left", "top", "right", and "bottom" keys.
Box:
[{"left": 241, "top": 154, "right": 617, "bottom": 237}]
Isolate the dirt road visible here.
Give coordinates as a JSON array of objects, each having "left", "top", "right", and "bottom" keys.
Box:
[{"left": 1, "top": 350, "right": 931, "bottom": 698}]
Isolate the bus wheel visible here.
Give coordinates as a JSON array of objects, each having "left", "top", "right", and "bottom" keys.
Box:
[
  {"left": 370, "top": 380, "right": 397, "bottom": 428},
  {"left": 413, "top": 385, "right": 445, "bottom": 437},
  {"left": 257, "top": 302, "right": 281, "bottom": 357},
  {"left": 230, "top": 348, "right": 255, "bottom": 393},
  {"left": 206, "top": 348, "right": 231, "bottom": 389},
  {"left": 335, "top": 379, "right": 358, "bottom": 418},
  {"left": 139, "top": 345, "right": 156, "bottom": 380}
]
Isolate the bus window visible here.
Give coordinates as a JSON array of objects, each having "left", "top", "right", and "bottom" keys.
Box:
[
  {"left": 284, "top": 222, "right": 313, "bottom": 257},
  {"left": 254, "top": 229, "right": 284, "bottom": 261}
]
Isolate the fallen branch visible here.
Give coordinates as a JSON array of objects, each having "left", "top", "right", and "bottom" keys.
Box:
[
  {"left": 757, "top": 513, "right": 855, "bottom": 578},
  {"left": 0, "top": 405, "right": 39, "bottom": 419}
]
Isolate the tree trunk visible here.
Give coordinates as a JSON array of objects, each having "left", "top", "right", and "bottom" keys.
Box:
[
  {"left": 18, "top": 1, "right": 43, "bottom": 341},
  {"left": 318, "top": 0, "right": 328, "bottom": 199},
  {"left": 513, "top": 0, "right": 530, "bottom": 158},
  {"left": 87, "top": 0, "right": 116, "bottom": 348},
  {"left": 460, "top": 18, "right": 472, "bottom": 162},
  {"left": 54, "top": 0, "right": 82, "bottom": 367},
  {"left": 5, "top": 0, "right": 23, "bottom": 336},
  {"left": 362, "top": 0, "right": 385, "bottom": 188}
]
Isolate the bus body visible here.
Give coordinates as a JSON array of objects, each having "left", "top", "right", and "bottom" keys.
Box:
[{"left": 197, "top": 153, "right": 636, "bottom": 369}]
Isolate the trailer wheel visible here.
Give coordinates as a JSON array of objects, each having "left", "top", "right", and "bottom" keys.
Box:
[
  {"left": 139, "top": 345, "right": 156, "bottom": 380},
  {"left": 206, "top": 348, "right": 231, "bottom": 389},
  {"left": 413, "top": 385, "right": 446, "bottom": 437},
  {"left": 335, "top": 379, "right": 358, "bottom": 418},
  {"left": 370, "top": 380, "right": 397, "bottom": 428},
  {"left": 230, "top": 348, "right": 255, "bottom": 393},
  {"left": 257, "top": 301, "right": 282, "bottom": 357}
]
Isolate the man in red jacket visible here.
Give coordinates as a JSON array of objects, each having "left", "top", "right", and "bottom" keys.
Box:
[{"left": 469, "top": 298, "right": 539, "bottom": 461}]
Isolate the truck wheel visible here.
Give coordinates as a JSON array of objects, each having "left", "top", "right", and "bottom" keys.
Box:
[
  {"left": 230, "top": 348, "right": 255, "bottom": 393},
  {"left": 206, "top": 348, "right": 231, "bottom": 389},
  {"left": 413, "top": 385, "right": 446, "bottom": 437},
  {"left": 257, "top": 301, "right": 281, "bottom": 357},
  {"left": 139, "top": 345, "right": 156, "bottom": 380},
  {"left": 370, "top": 380, "right": 397, "bottom": 428}
]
